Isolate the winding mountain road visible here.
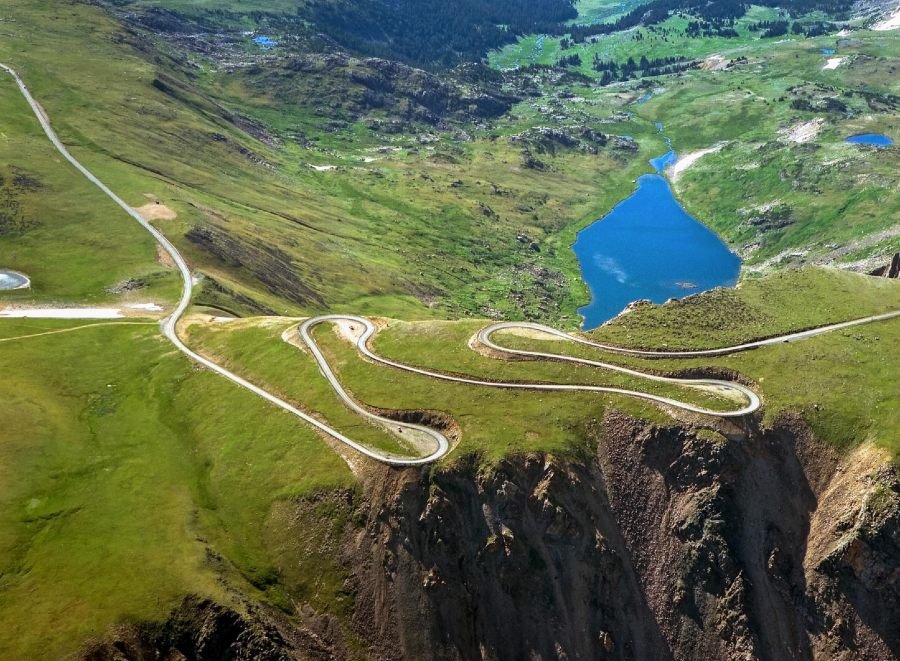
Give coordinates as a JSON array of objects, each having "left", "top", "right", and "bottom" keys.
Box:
[
  {"left": 298, "top": 316, "right": 761, "bottom": 422},
  {"left": 480, "top": 314, "right": 900, "bottom": 358},
  {"left": 3, "top": 63, "right": 898, "bottom": 467},
  {"left": 0, "top": 62, "right": 444, "bottom": 466}
]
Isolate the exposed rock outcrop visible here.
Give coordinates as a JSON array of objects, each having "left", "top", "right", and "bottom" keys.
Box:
[
  {"left": 869, "top": 252, "right": 900, "bottom": 278},
  {"left": 83, "top": 413, "right": 899, "bottom": 660},
  {"left": 81, "top": 596, "right": 344, "bottom": 661},
  {"left": 241, "top": 54, "right": 519, "bottom": 133},
  {"left": 339, "top": 411, "right": 898, "bottom": 660}
]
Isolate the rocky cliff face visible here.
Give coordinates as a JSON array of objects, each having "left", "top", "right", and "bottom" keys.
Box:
[
  {"left": 84, "top": 411, "right": 899, "bottom": 660},
  {"left": 343, "top": 410, "right": 898, "bottom": 660}
]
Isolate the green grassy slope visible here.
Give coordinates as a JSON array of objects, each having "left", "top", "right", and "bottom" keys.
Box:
[
  {"left": 385, "top": 268, "right": 899, "bottom": 459},
  {"left": 1, "top": 266, "right": 896, "bottom": 657},
  {"left": 0, "top": 74, "right": 179, "bottom": 305},
  {"left": 0, "top": 0, "right": 651, "bottom": 322},
  {"left": 490, "top": 15, "right": 900, "bottom": 272},
  {"left": 655, "top": 35, "right": 900, "bottom": 263},
  {"left": 185, "top": 267, "right": 900, "bottom": 462},
  {"left": 591, "top": 267, "right": 900, "bottom": 347},
  {"left": 0, "top": 321, "right": 353, "bottom": 658},
  {"left": 183, "top": 313, "right": 736, "bottom": 461},
  {"left": 0, "top": 0, "right": 897, "bottom": 655},
  {"left": 2, "top": 1, "right": 896, "bottom": 322},
  {"left": 496, "top": 268, "right": 900, "bottom": 455}
]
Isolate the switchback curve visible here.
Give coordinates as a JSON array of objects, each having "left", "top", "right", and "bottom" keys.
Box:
[
  {"left": 0, "top": 63, "right": 445, "bottom": 467},
  {"left": 298, "top": 315, "right": 761, "bottom": 419},
  {"left": 3, "top": 64, "right": 897, "bottom": 467}
]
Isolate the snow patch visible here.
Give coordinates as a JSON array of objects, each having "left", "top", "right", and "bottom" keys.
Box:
[
  {"left": 127, "top": 303, "right": 163, "bottom": 312},
  {"left": 782, "top": 118, "right": 825, "bottom": 143}
]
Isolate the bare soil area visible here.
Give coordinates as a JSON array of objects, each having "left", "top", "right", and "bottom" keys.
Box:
[{"left": 134, "top": 201, "right": 177, "bottom": 221}]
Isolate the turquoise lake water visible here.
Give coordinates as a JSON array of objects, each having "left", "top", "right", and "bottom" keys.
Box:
[{"left": 573, "top": 136, "right": 741, "bottom": 329}]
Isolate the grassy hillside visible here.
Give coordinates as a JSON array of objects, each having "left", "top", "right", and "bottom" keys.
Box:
[
  {"left": 0, "top": 320, "right": 354, "bottom": 658},
  {"left": 500, "top": 268, "right": 900, "bottom": 454},
  {"left": 0, "top": 0, "right": 897, "bottom": 655},
  {"left": 0, "top": 0, "right": 656, "bottom": 322},
  {"left": 1, "top": 266, "right": 897, "bottom": 657},
  {"left": 0, "top": 74, "right": 179, "bottom": 305},
  {"left": 2, "top": 1, "right": 896, "bottom": 323},
  {"left": 493, "top": 24, "right": 899, "bottom": 271}
]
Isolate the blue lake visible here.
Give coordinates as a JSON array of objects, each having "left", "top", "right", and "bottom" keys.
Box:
[
  {"left": 573, "top": 154, "right": 741, "bottom": 329},
  {"left": 845, "top": 133, "right": 893, "bottom": 147},
  {"left": 821, "top": 48, "right": 836, "bottom": 55}
]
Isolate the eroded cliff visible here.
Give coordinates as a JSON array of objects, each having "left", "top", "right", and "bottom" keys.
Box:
[{"left": 84, "top": 411, "right": 899, "bottom": 660}]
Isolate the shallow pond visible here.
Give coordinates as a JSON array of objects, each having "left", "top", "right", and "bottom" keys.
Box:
[
  {"left": 573, "top": 137, "right": 740, "bottom": 329},
  {"left": 649, "top": 149, "right": 677, "bottom": 171},
  {"left": 0, "top": 270, "right": 30, "bottom": 290},
  {"left": 845, "top": 133, "right": 893, "bottom": 147},
  {"left": 254, "top": 36, "right": 276, "bottom": 50}
]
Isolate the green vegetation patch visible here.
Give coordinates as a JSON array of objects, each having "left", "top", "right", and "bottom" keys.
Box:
[
  {"left": 591, "top": 267, "right": 900, "bottom": 348},
  {"left": 0, "top": 321, "right": 351, "bottom": 658},
  {"left": 0, "top": 76, "right": 179, "bottom": 305},
  {"left": 496, "top": 267, "right": 900, "bottom": 457}
]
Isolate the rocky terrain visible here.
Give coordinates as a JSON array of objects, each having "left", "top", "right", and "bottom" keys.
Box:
[
  {"left": 83, "top": 411, "right": 899, "bottom": 660},
  {"left": 238, "top": 56, "right": 520, "bottom": 132},
  {"left": 870, "top": 252, "right": 900, "bottom": 278}
]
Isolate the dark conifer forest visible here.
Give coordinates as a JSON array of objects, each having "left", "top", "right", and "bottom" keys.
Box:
[
  {"left": 301, "top": 0, "right": 578, "bottom": 68},
  {"left": 300, "top": 0, "right": 856, "bottom": 68}
]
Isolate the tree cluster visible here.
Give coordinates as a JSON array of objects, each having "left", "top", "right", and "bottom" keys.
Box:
[
  {"left": 792, "top": 21, "right": 837, "bottom": 36},
  {"left": 556, "top": 53, "right": 582, "bottom": 67},
  {"left": 295, "top": 0, "right": 850, "bottom": 69},
  {"left": 685, "top": 19, "right": 739, "bottom": 38},
  {"left": 546, "top": 0, "right": 852, "bottom": 45},
  {"left": 748, "top": 20, "right": 790, "bottom": 37},
  {"left": 593, "top": 54, "right": 693, "bottom": 84}
]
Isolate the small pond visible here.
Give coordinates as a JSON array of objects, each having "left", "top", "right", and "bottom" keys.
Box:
[
  {"left": 0, "top": 270, "right": 30, "bottom": 290},
  {"left": 254, "top": 36, "right": 276, "bottom": 50},
  {"left": 845, "top": 133, "right": 893, "bottom": 147}
]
